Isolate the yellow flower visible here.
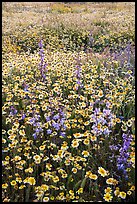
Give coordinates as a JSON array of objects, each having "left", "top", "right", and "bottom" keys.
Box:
[
  {"left": 2, "top": 160, "right": 9, "bottom": 166},
  {"left": 106, "top": 178, "right": 118, "bottom": 185},
  {"left": 106, "top": 178, "right": 113, "bottom": 185},
  {"left": 85, "top": 171, "right": 92, "bottom": 178},
  {"left": 44, "top": 122, "right": 48, "bottom": 128},
  {"left": 82, "top": 150, "right": 89, "bottom": 157},
  {"left": 43, "top": 197, "right": 49, "bottom": 202},
  {"left": 130, "top": 185, "right": 135, "bottom": 191},
  {"left": 81, "top": 102, "right": 86, "bottom": 108},
  {"left": 10, "top": 180, "right": 17, "bottom": 186},
  {"left": 28, "top": 177, "right": 36, "bottom": 185},
  {"left": 105, "top": 187, "right": 112, "bottom": 194},
  {"left": 127, "top": 190, "right": 132, "bottom": 195},
  {"left": 72, "top": 125, "right": 76, "bottom": 131},
  {"left": 72, "top": 168, "right": 77, "bottom": 174},
  {"left": 98, "top": 90, "right": 104, "bottom": 97},
  {"left": 5, "top": 156, "right": 10, "bottom": 160},
  {"left": 2, "top": 129, "right": 6, "bottom": 134},
  {"left": 35, "top": 159, "right": 41, "bottom": 164},
  {"left": 103, "top": 193, "right": 113, "bottom": 202},
  {"left": 16, "top": 165, "right": 23, "bottom": 170},
  {"left": 69, "top": 190, "right": 74, "bottom": 195},
  {"left": 90, "top": 136, "right": 97, "bottom": 142},
  {"left": 19, "top": 129, "right": 25, "bottom": 136},
  {"left": 16, "top": 177, "right": 22, "bottom": 183},
  {"left": 84, "top": 121, "right": 90, "bottom": 126},
  {"left": 130, "top": 157, "right": 135, "bottom": 164},
  {"left": 61, "top": 143, "right": 69, "bottom": 150},
  {"left": 73, "top": 133, "right": 82, "bottom": 138},
  {"left": 52, "top": 176, "right": 59, "bottom": 183},
  {"left": 78, "top": 118, "right": 83, "bottom": 123},
  {"left": 70, "top": 178, "right": 74, "bottom": 182},
  {"left": 3, "top": 198, "right": 10, "bottom": 202},
  {"left": 118, "top": 191, "right": 126, "bottom": 199},
  {"left": 66, "top": 123, "right": 71, "bottom": 129},
  {"left": 2, "top": 138, "right": 6, "bottom": 143},
  {"left": 39, "top": 145, "right": 45, "bottom": 151},
  {"left": 41, "top": 184, "right": 49, "bottom": 191},
  {"left": 21, "top": 137, "right": 27, "bottom": 143},
  {"left": 59, "top": 192, "right": 64, "bottom": 196},
  {"left": 33, "top": 155, "right": 41, "bottom": 160},
  {"left": 121, "top": 125, "right": 128, "bottom": 132},
  {"left": 114, "top": 189, "right": 120, "bottom": 196},
  {"left": 8, "top": 135, "right": 16, "bottom": 140},
  {"left": 98, "top": 167, "right": 108, "bottom": 177},
  {"left": 19, "top": 185, "right": 26, "bottom": 189},
  {"left": 50, "top": 196, "right": 54, "bottom": 200},
  {"left": 36, "top": 190, "right": 44, "bottom": 198},
  {"left": 71, "top": 140, "right": 79, "bottom": 148},
  {"left": 12, "top": 125, "right": 18, "bottom": 131},
  {"left": 2, "top": 183, "right": 8, "bottom": 189},
  {"left": 116, "top": 118, "right": 121, "bottom": 123},
  {"left": 126, "top": 119, "right": 132, "bottom": 127},
  {"left": 17, "top": 148, "right": 22, "bottom": 152},
  {"left": 77, "top": 165, "right": 82, "bottom": 170},
  {"left": 46, "top": 163, "right": 52, "bottom": 170},
  {"left": 62, "top": 173, "right": 68, "bottom": 178},
  {"left": 25, "top": 167, "right": 33, "bottom": 173},
  {"left": 7, "top": 129, "right": 13, "bottom": 135},
  {"left": 83, "top": 139, "right": 90, "bottom": 145},
  {"left": 77, "top": 187, "right": 83, "bottom": 194},
  {"left": 20, "top": 160, "right": 26, "bottom": 165},
  {"left": 14, "top": 121, "right": 19, "bottom": 128},
  {"left": 69, "top": 195, "right": 75, "bottom": 199},
  {"left": 89, "top": 174, "right": 98, "bottom": 180},
  {"left": 14, "top": 156, "right": 21, "bottom": 161},
  {"left": 39, "top": 94, "right": 43, "bottom": 99}
]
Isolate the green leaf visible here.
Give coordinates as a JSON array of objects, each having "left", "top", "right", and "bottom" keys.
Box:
[
  {"left": 80, "top": 177, "right": 87, "bottom": 189},
  {"left": 74, "top": 180, "right": 81, "bottom": 190},
  {"left": 67, "top": 174, "right": 73, "bottom": 184},
  {"left": 79, "top": 197, "right": 84, "bottom": 202}
]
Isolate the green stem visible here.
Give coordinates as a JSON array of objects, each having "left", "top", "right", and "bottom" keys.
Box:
[{"left": 25, "top": 185, "right": 31, "bottom": 202}]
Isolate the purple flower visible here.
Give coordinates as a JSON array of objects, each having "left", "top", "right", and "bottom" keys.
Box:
[
  {"left": 60, "top": 132, "right": 66, "bottom": 137},
  {"left": 103, "top": 109, "right": 111, "bottom": 116},
  {"left": 22, "top": 114, "right": 26, "bottom": 120},
  {"left": 75, "top": 59, "right": 83, "bottom": 91},
  {"left": 47, "top": 129, "right": 52, "bottom": 134},
  {"left": 38, "top": 39, "right": 43, "bottom": 49},
  {"left": 43, "top": 63, "right": 48, "bottom": 69},
  {"left": 52, "top": 122, "right": 60, "bottom": 131},
  {"left": 109, "top": 145, "right": 119, "bottom": 151},
  {"left": 97, "top": 117, "right": 106, "bottom": 125},
  {"left": 103, "top": 128, "right": 111, "bottom": 135},
  {"left": 38, "top": 39, "right": 47, "bottom": 81},
  {"left": 60, "top": 118, "right": 65, "bottom": 125},
  {"left": 46, "top": 116, "right": 50, "bottom": 122},
  {"left": 77, "top": 80, "right": 81, "bottom": 85},
  {"left": 10, "top": 106, "right": 17, "bottom": 115},
  {"left": 62, "top": 124, "right": 66, "bottom": 130},
  {"left": 29, "top": 118, "right": 36, "bottom": 124},
  {"left": 94, "top": 108, "right": 100, "bottom": 115},
  {"left": 35, "top": 127, "right": 42, "bottom": 133},
  {"left": 33, "top": 133, "right": 37, "bottom": 139},
  {"left": 53, "top": 114, "right": 60, "bottom": 120},
  {"left": 36, "top": 122, "right": 41, "bottom": 127},
  {"left": 117, "top": 133, "right": 132, "bottom": 178},
  {"left": 106, "top": 101, "right": 111, "bottom": 108}
]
